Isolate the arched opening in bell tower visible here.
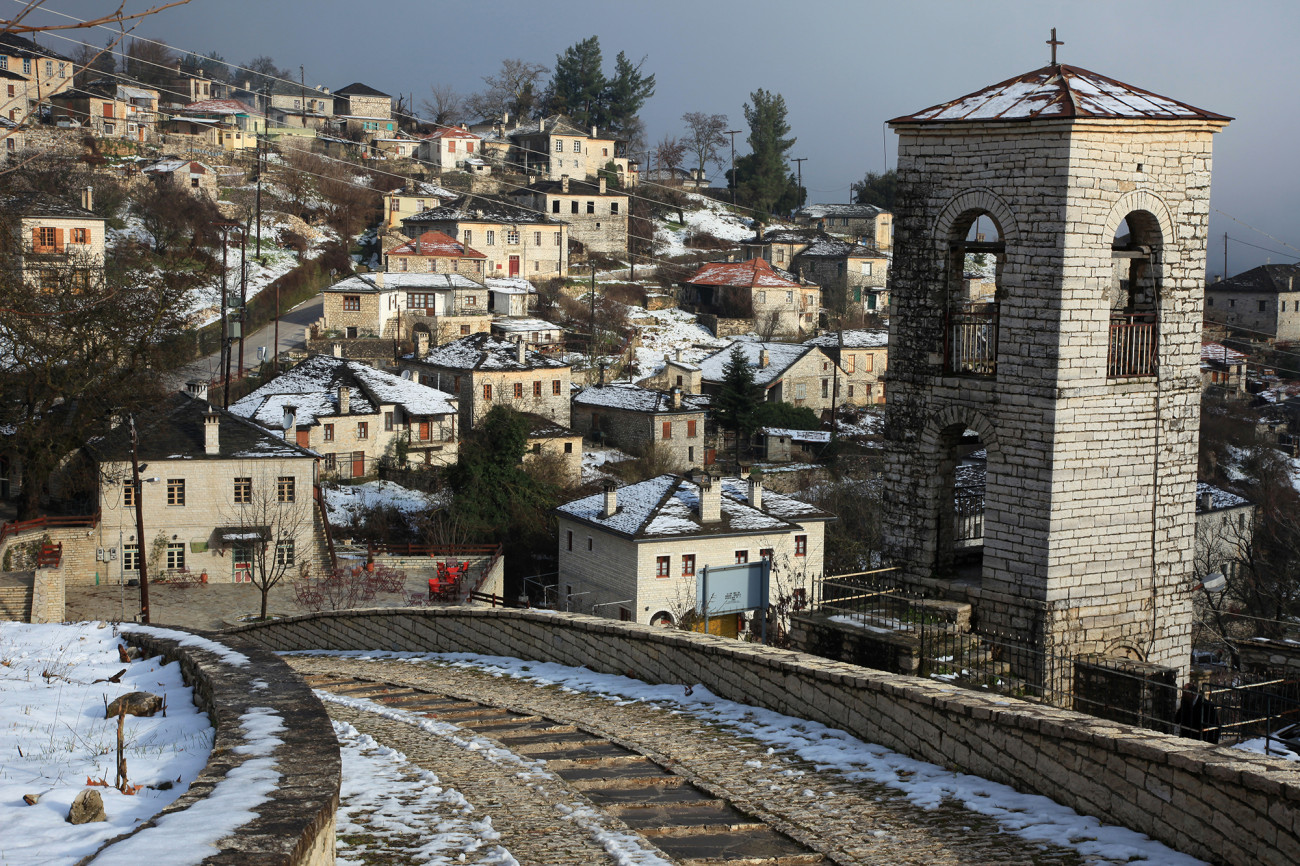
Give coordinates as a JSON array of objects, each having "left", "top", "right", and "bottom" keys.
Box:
[
  {"left": 1108, "top": 211, "right": 1163, "bottom": 378},
  {"left": 944, "top": 212, "right": 1004, "bottom": 376},
  {"left": 933, "top": 421, "right": 987, "bottom": 579}
]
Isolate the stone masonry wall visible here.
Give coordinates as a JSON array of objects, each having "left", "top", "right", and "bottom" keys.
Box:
[
  {"left": 227, "top": 608, "right": 1300, "bottom": 866},
  {"left": 571, "top": 404, "right": 706, "bottom": 470}
]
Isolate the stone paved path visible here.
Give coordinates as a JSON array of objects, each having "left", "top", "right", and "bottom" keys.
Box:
[{"left": 289, "top": 655, "right": 1109, "bottom": 866}]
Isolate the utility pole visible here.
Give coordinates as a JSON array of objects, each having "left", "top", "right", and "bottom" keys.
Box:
[
  {"left": 255, "top": 135, "right": 263, "bottom": 261},
  {"left": 128, "top": 417, "right": 150, "bottom": 625},
  {"left": 237, "top": 226, "right": 248, "bottom": 379},
  {"left": 792, "top": 157, "right": 807, "bottom": 211},
  {"left": 300, "top": 65, "right": 306, "bottom": 131},
  {"left": 589, "top": 263, "right": 598, "bottom": 371},
  {"left": 724, "top": 130, "right": 742, "bottom": 208},
  {"left": 1224, "top": 232, "right": 1229, "bottom": 281},
  {"left": 218, "top": 223, "right": 230, "bottom": 400}
]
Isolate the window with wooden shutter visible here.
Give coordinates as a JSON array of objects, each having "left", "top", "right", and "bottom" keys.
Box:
[
  {"left": 419, "top": 421, "right": 431, "bottom": 441},
  {"left": 687, "top": 420, "right": 697, "bottom": 437}
]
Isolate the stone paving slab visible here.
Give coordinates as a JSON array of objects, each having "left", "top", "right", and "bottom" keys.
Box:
[{"left": 290, "top": 656, "right": 1104, "bottom": 866}]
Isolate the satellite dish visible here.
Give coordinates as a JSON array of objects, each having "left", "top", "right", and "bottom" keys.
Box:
[
  {"left": 401, "top": 370, "right": 412, "bottom": 380},
  {"left": 282, "top": 405, "right": 296, "bottom": 431},
  {"left": 1199, "top": 572, "right": 1227, "bottom": 593}
]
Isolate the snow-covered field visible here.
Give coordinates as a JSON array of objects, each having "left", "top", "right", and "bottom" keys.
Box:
[
  {"left": 626, "top": 306, "right": 727, "bottom": 379},
  {"left": 653, "top": 192, "right": 780, "bottom": 257},
  {"left": 323, "top": 480, "right": 443, "bottom": 528},
  {"left": 0, "top": 623, "right": 215, "bottom": 865},
  {"left": 581, "top": 447, "right": 633, "bottom": 483}
]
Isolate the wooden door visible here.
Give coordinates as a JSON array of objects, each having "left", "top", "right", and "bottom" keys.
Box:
[
  {"left": 509, "top": 255, "right": 520, "bottom": 277},
  {"left": 352, "top": 450, "right": 365, "bottom": 477}
]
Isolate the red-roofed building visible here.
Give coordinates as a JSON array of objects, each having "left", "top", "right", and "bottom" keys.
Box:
[
  {"left": 682, "top": 258, "right": 821, "bottom": 338},
  {"left": 384, "top": 231, "right": 486, "bottom": 276},
  {"left": 417, "top": 126, "right": 483, "bottom": 171}
]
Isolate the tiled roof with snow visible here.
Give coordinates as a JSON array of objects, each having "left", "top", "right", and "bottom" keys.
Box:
[
  {"left": 386, "top": 231, "right": 485, "bottom": 259},
  {"left": 698, "top": 341, "right": 815, "bottom": 387},
  {"left": 573, "top": 384, "right": 709, "bottom": 414},
  {"left": 1202, "top": 341, "right": 1247, "bottom": 366},
  {"left": 761, "top": 428, "right": 831, "bottom": 443},
  {"left": 1196, "top": 482, "right": 1252, "bottom": 514},
  {"left": 685, "top": 258, "right": 803, "bottom": 289},
  {"left": 424, "top": 126, "right": 480, "bottom": 140},
  {"left": 403, "top": 198, "right": 564, "bottom": 225},
  {"left": 796, "top": 203, "right": 887, "bottom": 219},
  {"left": 804, "top": 329, "right": 889, "bottom": 349},
  {"left": 891, "top": 64, "right": 1229, "bottom": 124},
  {"left": 410, "top": 332, "right": 569, "bottom": 372},
  {"left": 229, "top": 355, "right": 456, "bottom": 428},
  {"left": 490, "top": 317, "right": 562, "bottom": 333},
  {"left": 144, "top": 158, "right": 209, "bottom": 175},
  {"left": 557, "top": 474, "right": 832, "bottom": 540},
  {"left": 797, "top": 238, "right": 887, "bottom": 259},
  {"left": 485, "top": 277, "right": 536, "bottom": 293}
]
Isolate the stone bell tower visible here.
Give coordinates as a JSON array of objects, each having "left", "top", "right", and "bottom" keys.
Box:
[{"left": 881, "top": 51, "right": 1229, "bottom": 673}]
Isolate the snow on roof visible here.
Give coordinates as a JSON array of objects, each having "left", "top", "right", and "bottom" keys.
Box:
[
  {"left": 181, "top": 98, "right": 262, "bottom": 116},
  {"left": 804, "top": 329, "right": 889, "bottom": 349},
  {"left": 1196, "top": 482, "right": 1252, "bottom": 514},
  {"left": 411, "top": 332, "right": 569, "bottom": 372},
  {"left": 387, "top": 182, "right": 460, "bottom": 198},
  {"left": 892, "top": 64, "right": 1230, "bottom": 124},
  {"left": 574, "top": 384, "right": 709, "bottom": 414},
  {"left": 490, "top": 317, "right": 562, "bottom": 333},
  {"left": 556, "top": 474, "right": 832, "bottom": 540},
  {"left": 685, "top": 258, "right": 803, "bottom": 289},
  {"left": 761, "top": 428, "right": 831, "bottom": 443},
  {"left": 229, "top": 355, "right": 455, "bottom": 428},
  {"left": 386, "top": 231, "right": 485, "bottom": 259},
  {"left": 1202, "top": 341, "right": 1247, "bottom": 366},
  {"left": 798, "top": 237, "right": 887, "bottom": 259},
  {"left": 485, "top": 277, "right": 536, "bottom": 293},
  {"left": 404, "top": 198, "right": 564, "bottom": 225},
  {"left": 797, "top": 203, "right": 887, "bottom": 219},
  {"left": 144, "top": 158, "right": 208, "bottom": 175},
  {"left": 424, "top": 126, "right": 480, "bottom": 140},
  {"left": 698, "top": 341, "right": 814, "bottom": 387}
]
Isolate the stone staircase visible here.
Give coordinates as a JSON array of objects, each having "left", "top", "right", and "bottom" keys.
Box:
[{"left": 0, "top": 573, "right": 34, "bottom": 622}]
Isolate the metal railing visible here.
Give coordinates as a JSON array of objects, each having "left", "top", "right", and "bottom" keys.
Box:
[
  {"left": 944, "top": 303, "right": 998, "bottom": 375},
  {"left": 1108, "top": 312, "right": 1157, "bottom": 378}
]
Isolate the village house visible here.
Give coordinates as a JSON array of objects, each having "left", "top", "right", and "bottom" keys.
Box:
[
  {"left": 639, "top": 349, "right": 704, "bottom": 394},
  {"left": 489, "top": 316, "right": 563, "bottom": 348},
  {"left": 320, "top": 271, "right": 491, "bottom": 343},
  {"left": 371, "top": 136, "right": 419, "bottom": 160},
  {"left": 1205, "top": 264, "right": 1300, "bottom": 343},
  {"left": 401, "top": 332, "right": 571, "bottom": 429},
  {"left": 230, "top": 355, "right": 459, "bottom": 475},
  {"left": 164, "top": 98, "right": 265, "bottom": 150},
  {"left": 794, "top": 203, "right": 893, "bottom": 252},
  {"left": 0, "top": 68, "right": 29, "bottom": 125},
  {"left": 417, "top": 126, "right": 483, "bottom": 171},
  {"left": 682, "top": 258, "right": 820, "bottom": 339},
  {"left": 400, "top": 198, "right": 569, "bottom": 279},
  {"left": 1201, "top": 341, "right": 1248, "bottom": 396},
  {"left": 332, "top": 82, "right": 394, "bottom": 140},
  {"left": 803, "top": 329, "right": 889, "bottom": 405},
  {"left": 506, "top": 114, "right": 636, "bottom": 185},
  {"left": 48, "top": 78, "right": 158, "bottom": 143},
  {"left": 698, "top": 341, "right": 844, "bottom": 414},
  {"left": 1195, "top": 482, "right": 1255, "bottom": 586},
  {"left": 381, "top": 182, "right": 459, "bottom": 229},
  {"left": 0, "top": 34, "right": 72, "bottom": 110},
  {"left": 791, "top": 237, "right": 890, "bottom": 317},
  {"left": 2, "top": 189, "right": 105, "bottom": 289},
  {"left": 265, "top": 80, "right": 334, "bottom": 129},
  {"left": 156, "top": 62, "right": 222, "bottom": 107},
  {"left": 760, "top": 428, "right": 833, "bottom": 463},
  {"left": 507, "top": 175, "right": 629, "bottom": 258},
  {"left": 486, "top": 277, "right": 534, "bottom": 317},
  {"left": 555, "top": 472, "right": 833, "bottom": 629},
  {"left": 142, "top": 158, "right": 218, "bottom": 199},
  {"left": 384, "top": 230, "right": 486, "bottom": 275},
  {"left": 571, "top": 384, "right": 710, "bottom": 470},
  {"left": 521, "top": 412, "right": 583, "bottom": 482},
  {"left": 89, "top": 389, "right": 325, "bottom": 585}
]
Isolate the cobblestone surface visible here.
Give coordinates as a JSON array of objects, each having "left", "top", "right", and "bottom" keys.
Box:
[{"left": 289, "top": 655, "right": 1105, "bottom": 866}]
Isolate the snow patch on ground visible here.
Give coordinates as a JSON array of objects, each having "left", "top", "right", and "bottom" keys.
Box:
[
  {"left": 654, "top": 194, "right": 756, "bottom": 257},
  {"left": 323, "top": 480, "right": 443, "bottom": 528},
  {"left": 582, "top": 448, "right": 634, "bottom": 483},
  {"left": 626, "top": 307, "right": 726, "bottom": 379}
]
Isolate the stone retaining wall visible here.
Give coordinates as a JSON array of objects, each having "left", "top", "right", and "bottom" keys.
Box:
[
  {"left": 93, "top": 628, "right": 342, "bottom": 866},
  {"left": 227, "top": 608, "right": 1300, "bottom": 866}
]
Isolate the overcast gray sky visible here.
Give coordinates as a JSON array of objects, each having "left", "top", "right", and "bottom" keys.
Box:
[{"left": 23, "top": 0, "right": 1300, "bottom": 276}]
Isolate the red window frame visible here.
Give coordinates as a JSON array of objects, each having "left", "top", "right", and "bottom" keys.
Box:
[
  {"left": 552, "top": 379, "right": 561, "bottom": 395},
  {"left": 662, "top": 421, "right": 672, "bottom": 440},
  {"left": 514, "top": 382, "right": 523, "bottom": 399},
  {"left": 795, "top": 535, "right": 807, "bottom": 557},
  {"left": 681, "top": 554, "right": 696, "bottom": 576},
  {"left": 656, "top": 556, "right": 670, "bottom": 578},
  {"left": 687, "top": 420, "right": 697, "bottom": 437},
  {"left": 735, "top": 550, "right": 748, "bottom": 564}
]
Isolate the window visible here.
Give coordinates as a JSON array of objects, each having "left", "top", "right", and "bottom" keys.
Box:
[
  {"left": 321, "top": 422, "right": 335, "bottom": 443},
  {"left": 466, "top": 295, "right": 477, "bottom": 306},
  {"left": 483, "top": 383, "right": 493, "bottom": 401},
  {"left": 448, "top": 140, "right": 456, "bottom": 153},
  {"left": 385, "top": 411, "right": 394, "bottom": 431},
  {"left": 418, "top": 421, "right": 431, "bottom": 440},
  {"left": 553, "top": 200, "right": 560, "bottom": 213},
  {"left": 22, "top": 59, "right": 30, "bottom": 75},
  {"left": 571, "top": 201, "right": 579, "bottom": 214},
  {"left": 123, "top": 482, "right": 136, "bottom": 507},
  {"left": 534, "top": 231, "right": 541, "bottom": 245},
  {"left": 534, "top": 380, "right": 542, "bottom": 397},
  {"left": 277, "top": 476, "right": 295, "bottom": 503},
  {"left": 552, "top": 379, "right": 561, "bottom": 395},
  {"left": 0, "top": 57, "right": 6, "bottom": 70},
  {"left": 342, "top": 295, "right": 361, "bottom": 311},
  {"left": 682, "top": 554, "right": 696, "bottom": 576},
  {"left": 586, "top": 201, "right": 595, "bottom": 214},
  {"left": 123, "top": 543, "right": 139, "bottom": 571},
  {"left": 276, "top": 539, "right": 295, "bottom": 567},
  {"left": 398, "top": 258, "right": 408, "bottom": 272},
  {"left": 45, "top": 61, "right": 52, "bottom": 78},
  {"left": 1259, "top": 300, "right": 1268, "bottom": 313},
  {"left": 795, "top": 535, "right": 807, "bottom": 556},
  {"left": 460, "top": 325, "right": 471, "bottom": 335},
  {"left": 71, "top": 227, "right": 88, "bottom": 244},
  {"left": 564, "top": 441, "right": 573, "bottom": 453},
  {"left": 822, "top": 379, "right": 829, "bottom": 398},
  {"left": 688, "top": 446, "right": 695, "bottom": 463},
  {"left": 36, "top": 226, "right": 56, "bottom": 249},
  {"left": 587, "top": 537, "right": 593, "bottom": 551},
  {"left": 662, "top": 421, "right": 672, "bottom": 439},
  {"left": 860, "top": 262, "right": 873, "bottom": 275},
  {"left": 1229, "top": 299, "right": 1235, "bottom": 308},
  {"left": 506, "top": 230, "right": 519, "bottom": 244},
  {"left": 786, "top": 291, "right": 793, "bottom": 303},
  {"left": 735, "top": 550, "right": 749, "bottom": 564},
  {"left": 862, "top": 354, "right": 873, "bottom": 372},
  {"left": 234, "top": 477, "right": 251, "bottom": 504},
  {"left": 611, "top": 203, "right": 619, "bottom": 215},
  {"left": 486, "top": 230, "right": 495, "bottom": 245},
  {"left": 357, "top": 422, "right": 368, "bottom": 439},
  {"left": 166, "top": 543, "right": 185, "bottom": 571},
  {"left": 191, "top": 177, "right": 200, "bottom": 189},
  {"left": 760, "top": 548, "right": 774, "bottom": 560},
  {"left": 408, "top": 292, "right": 435, "bottom": 310},
  {"left": 167, "top": 478, "right": 185, "bottom": 506},
  {"left": 555, "top": 139, "right": 564, "bottom": 152},
  {"left": 687, "top": 420, "right": 697, "bottom": 437},
  {"left": 795, "top": 382, "right": 807, "bottom": 400},
  {"left": 840, "top": 217, "right": 849, "bottom": 226},
  {"left": 464, "top": 230, "right": 472, "bottom": 245},
  {"left": 514, "top": 382, "right": 523, "bottom": 399},
  {"left": 573, "top": 140, "right": 582, "bottom": 153},
  {"left": 656, "top": 556, "right": 670, "bottom": 577},
  {"left": 757, "top": 291, "right": 766, "bottom": 304},
  {"left": 566, "top": 530, "right": 573, "bottom": 551}
]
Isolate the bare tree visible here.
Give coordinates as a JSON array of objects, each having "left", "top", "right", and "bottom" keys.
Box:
[
  {"left": 466, "top": 58, "right": 548, "bottom": 120},
  {"left": 654, "top": 135, "right": 686, "bottom": 177},
  {"left": 682, "top": 111, "right": 728, "bottom": 177},
  {"left": 223, "top": 468, "right": 317, "bottom": 620},
  {"left": 293, "top": 561, "right": 407, "bottom": 612},
  {"left": 422, "top": 83, "right": 464, "bottom": 128}
]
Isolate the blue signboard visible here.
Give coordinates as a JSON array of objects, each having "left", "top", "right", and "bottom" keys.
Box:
[{"left": 697, "top": 560, "right": 771, "bottom": 643}]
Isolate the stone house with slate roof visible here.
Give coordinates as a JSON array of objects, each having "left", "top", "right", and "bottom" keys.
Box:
[
  {"left": 506, "top": 114, "right": 635, "bottom": 184},
  {"left": 0, "top": 68, "right": 29, "bottom": 126},
  {"left": 698, "top": 341, "right": 844, "bottom": 413},
  {"left": 230, "top": 355, "right": 459, "bottom": 474},
  {"left": 682, "top": 258, "right": 820, "bottom": 338},
  {"left": 803, "top": 330, "right": 889, "bottom": 405},
  {"left": 400, "top": 332, "right": 572, "bottom": 429},
  {"left": 164, "top": 98, "right": 264, "bottom": 150},
  {"left": 572, "top": 384, "right": 710, "bottom": 470},
  {"left": 417, "top": 126, "right": 482, "bottom": 171},
  {"left": 265, "top": 80, "right": 334, "bottom": 129},
  {"left": 507, "top": 176, "right": 629, "bottom": 258},
  {"left": 1200, "top": 341, "right": 1247, "bottom": 396},
  {"left": 521, "top": 412, "right": 582, "bottom": 482},
  {"left": 791, "top": 237, "right": 890, "bottom": 316},
  {"left": 49, "top": 78, "right": 158, "bottom": 142},
  {"left": 1205, "top": 264, "right": 1300, "bottom": 343},
  {"left": 320, "top": 271, "right": 491, "bottom": 343},
  {"left": 142, "top": 158, "right": 217, "bottom": 199},
  {"left": 401, "top": 198, "right": 569, "bottom": 279},
  {"left": 384, "top": 230, "right": 487, "bottom": 276},
  {"left": 382, "top": 183, "right": 459, "bottom": 228},
  {"left": 794, "top": 203, "right": 893, "bottom": 252},
  {"left": 88, "top": 390, "right": 325, "bottom": 585},
  {"left": 3, "top": 190, "right": 105, "bottom": 288},
  {"left": 0, "top": 34, "right": 72, "bottom": 110},
  {"left": 332, "top": 82, "right": 393, "bottom": 140},
  {"left": 555, "top": 473, "right": 833, "bottom": 628}
]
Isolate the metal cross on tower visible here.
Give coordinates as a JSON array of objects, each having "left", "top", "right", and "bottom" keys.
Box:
[{"left": 1047, "top": 28, "right": 1064, "bottom": 65}]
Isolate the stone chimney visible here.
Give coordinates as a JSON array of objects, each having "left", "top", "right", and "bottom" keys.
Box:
[
  {"left": 539, "top": 117, "right": 546, "bottom": 133},
  {"left": 590, "top": 125, "right": 597, "bottom": 138},
  {"left": 516, "top": 338, "right": 526, "bottom": 364},
  {"left": 747, "top": 474, "right": 763, "bottom": 511},
  {"left": 598, "top": 176, "right": 606, "bottom": 194},
  {"left": 601, "top": 480, "right": 618, "bottom": 518},
  {"left": 185, "top": 380, "right": 209, "bottom": 401},
  {"left": 338, "top": 385, "right": 350, "bottom": 415},
  {"left": 80, "top": 186, "right": 93, "bottom": 212},
  {"left": 674, "top": 348, "right": 683, "bottom": 362},
  {"left": 332, "top": 342, "right": 343, "bottom": 358},
  {"left": 668, "top": 387, "right": 680, "bottom": 410},
  {"left": 697, "top": 473, "right": 720, "bottom": 523},
  {"left": 561, "top": 174, "right": 570, "bottom": 194},
  {"left": 759, "top": 349, "right": 770, "bottom": 368},
  {"left": 1201, "top": 490, "right": 1214, "bottom": 512},
  {"left": 415, "top": 330, "right": 430, "bottom": 357},
  {"left": 203, "top": 411, "right": 220, "bottom": 455}
]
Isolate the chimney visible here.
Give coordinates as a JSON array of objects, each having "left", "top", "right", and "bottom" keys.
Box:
[
  {"left": 282, "top": 405, "right": 297, "bottom": 441},
  {"left": 80, "top": 186, "right": 93, "bottom": 211},
  {"left": 338, "top": 384, "right": 351, "bottom": 415},
  {"left": 747, "top": 474, "right": 763, "bottom": 511},
  {"left": 539, "top": 117, "right": 546, "bottom": 133},
  {"left": 598, "top": 176, "right": 606, "bottom": 194},
  {"left": 674, "top": 348, "right": 683, "bottom": 362},
  {"left": 590, "top": 125, "right": 597, "bottom": 137},
  {"left": 760, "top": 349, "right": 770, "bottom": 368},
  {"left": 697, "top": 474, "right": 721, "bottom": 523},
  {"left": 203, "top": 410, "right": 220, "bottom": 455},
  {"left": 668, "top": 387, "right": 680, "bottom": 410},
  {"left": 601, "top": 480, "right": 618, "bottom": 518},
  {"left": 1201, "top": 490, "right": 1214, "bottom": 512},
  {"left": 185, "top": 380, "right": 209, "bottom": 401},
  {"left": 561, "top": 174, "right": 570, "bottom": 194},
  {"left": 516, "top": 338, "right": 527, "bottom": 364},
  {"left": 415, "top": 330, "right": 430, "bottom": 357}
]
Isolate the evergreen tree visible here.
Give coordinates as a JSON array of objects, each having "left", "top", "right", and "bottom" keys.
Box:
[
  {"left": 601, "top": 51, "right": 655, "bottom": 134},
  {"left": 737, "top": 89, "right": 796, "bottom": 217},
  {"left": 852, "top": 169, "right": 898, "bottom": 209},
  {"left": 548, "top": 36, "right": 606, "bottom": 128},
  {"left": 713, "top": 345, "right": 762, "bottom": 461}
]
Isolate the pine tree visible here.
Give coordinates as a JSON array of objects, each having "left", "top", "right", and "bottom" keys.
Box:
[
  {"left": 601, "top": 51, "right": 655, "bottom": 134},
  {"left": 713, "top": 345, "right": 762, "bottom": 462},
  {"left": 735, "top": 89, "right": 796, "bottom": 217},
  {"left": 548, "top": 36, "right": 606, "bottom": 129}
]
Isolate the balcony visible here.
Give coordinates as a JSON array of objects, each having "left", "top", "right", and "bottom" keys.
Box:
[
  {"left": 945, "top": 303, "right": 998, "bottom": 376},
  {"left": 1108, "top": 313, "right": 1157, "bottom": 378}
]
